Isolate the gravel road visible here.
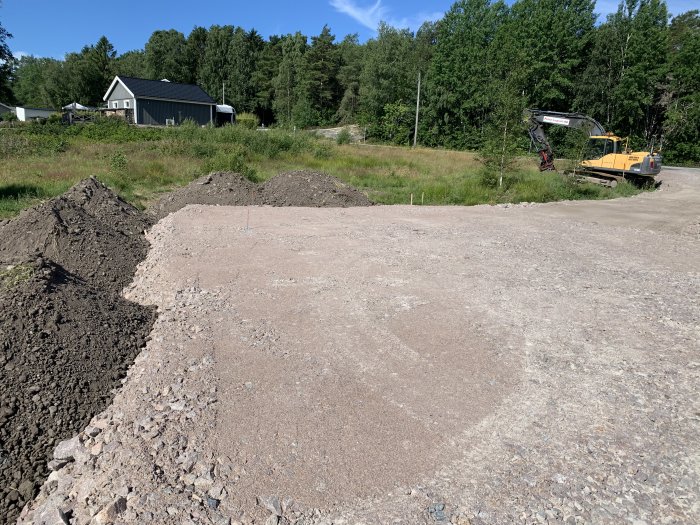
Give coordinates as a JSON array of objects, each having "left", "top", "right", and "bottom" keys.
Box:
[{"left": 21, "top": 168, "right": 699, "bottom": 525}]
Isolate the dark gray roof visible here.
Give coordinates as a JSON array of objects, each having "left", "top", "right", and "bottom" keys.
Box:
[{"left": 117, "top": 76, "right": 215, "bottom": 104}]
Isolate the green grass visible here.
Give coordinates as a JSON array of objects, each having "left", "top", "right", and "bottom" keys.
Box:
[
  {"left": 0, "top": 119, "right": 647, "bottom": 218},
  {"left": 0, "top": 264, "right": 35, "bottom": 289}
]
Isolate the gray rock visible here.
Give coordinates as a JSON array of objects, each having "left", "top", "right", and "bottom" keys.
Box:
[
  {"left": 18, "top": 480, "right": 35, "bottom": 501},
  {"left": 33, "top": 505, "right": 70, "bottom": 525},
  {"left": 211, "top": 515, "right": 231, "bottom": 525},
  {"left": 194, "top": 476, "right": 213, "bottom": 492},
  {"left": 258, "top": 495, "right": 282, "bottom": 516},
  {"left": 208, "top": 482, "right": 226, "bottom": 499},
  {"left": 92, "top": 497, "right": 127, "bottom": 524},
  {"left": 47, "top": 459, "right": 70, "bottom": 471},
  {"left": 169, "top": 400, "right": 186, "bottom": 411},
  {"left": 53, "top": 436, "right": 89, "bottom": 464}
]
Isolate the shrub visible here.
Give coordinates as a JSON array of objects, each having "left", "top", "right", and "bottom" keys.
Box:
[
  {"left": 236, "top": 112, "right": 258, "bottom": 130},
  {"left": 109, "top": 152, "right": 128, "bottom": 173},
  {"left": 202, "top": 146, "right": 258, "bottom": 182},
  {"left": 336, "top": 127, "right": 352, "bottom": 145}
]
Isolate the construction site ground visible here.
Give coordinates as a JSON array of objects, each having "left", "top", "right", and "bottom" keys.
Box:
[{"left": 16, "top": 167, "right": 700, "bottom": 524}]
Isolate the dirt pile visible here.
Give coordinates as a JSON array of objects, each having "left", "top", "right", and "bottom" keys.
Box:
[
  {"left": 262, "top": 170, "right": 372, "bottom": 207},
  {"left": 0, "top": 259, "right": 155, "bottom": 522},
  {"left": 0, "top": 177, "right": 149, "bottom": 294},
  {"left": 148, "top": 172, "right": 261, "bottom": 221},
  {"left": 0, "top": 179, "right": 156, "bottom": 524},
  {"left": 63, "top": 177, "right": 153, "bottom": 237},
  {"left": 146, "top": 170, "right": 371, "bottom": 220}
]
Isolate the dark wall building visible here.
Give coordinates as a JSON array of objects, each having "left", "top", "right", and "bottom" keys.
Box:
[
  {"left": 103, "top": 76, "right": 216, "bottom": 126},
  {"left": 0, "top": 102, "right": 13, "bottom": 116}
]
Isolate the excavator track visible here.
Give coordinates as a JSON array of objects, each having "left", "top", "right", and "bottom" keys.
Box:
[{"left": 562, "top": 168, "right": 655, "bottom": 188}]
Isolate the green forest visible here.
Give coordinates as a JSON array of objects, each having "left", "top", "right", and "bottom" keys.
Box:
[{"left": 1, "top": 0, "right": 699, "bottom": 163}]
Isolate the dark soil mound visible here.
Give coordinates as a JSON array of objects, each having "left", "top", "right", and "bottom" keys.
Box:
[
  {"left": 0, "top": 185, "right": 148, "bottom": 295},
  {"left": 0, "top": 258, "right": 156, "bottom": 523},
  {"left": 148, "top": 172, "right": 261, "bottom": 221},
  {"left": 261, "top": 170, "right": 372, "bottom": 207},
  {"left": 0, "top": 178, "right": 157, "bottom": 523},
  {"left": 63, "top": 177, "right": 153, "bottom": 236}
]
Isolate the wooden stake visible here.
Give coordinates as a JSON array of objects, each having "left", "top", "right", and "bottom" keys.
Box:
[
  {"left": 421, "top": 192, "right": 424, "bottom": 205},
  {"left": 410, "top": 193, "right": 413, "bottom": 205}
]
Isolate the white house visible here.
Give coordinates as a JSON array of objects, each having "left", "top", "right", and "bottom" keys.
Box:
[{"left": 15, "top": 107, "right": 57, "bottom": 121}]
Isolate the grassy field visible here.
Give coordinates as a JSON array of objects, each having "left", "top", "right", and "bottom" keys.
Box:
[{"left": 0, "top": 119, "right": 644, "bottom": 218}]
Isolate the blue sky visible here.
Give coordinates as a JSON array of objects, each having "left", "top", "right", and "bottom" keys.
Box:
[{"left": 1, "top": 0, "right": 698, "bottom": 59}]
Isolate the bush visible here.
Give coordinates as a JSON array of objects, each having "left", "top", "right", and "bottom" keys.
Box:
[
  {"left": 109, "top": 152, "right": 128, "bottom": 173},
  {"left": 202, "top": 146, "right": 258, "bottom": 182},
  {"left": 336, "top": 127, "right": 352, "bottom": 145},
  {"left": 0, "top": 131, "right": 68, "bottom": 157},
  {"left": 236, "top": 112, "right": 258, "bottom": 130},
  {"left": 313, "top": 142, "right": 333, "bottom": 159}
]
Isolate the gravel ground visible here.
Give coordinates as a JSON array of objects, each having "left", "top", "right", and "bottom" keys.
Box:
[{"left": 20, "top": 168, "right": 699, "bottom": 525}]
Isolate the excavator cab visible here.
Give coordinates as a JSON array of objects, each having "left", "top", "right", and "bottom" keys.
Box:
[{"left": 584, "top": 136, "right": 619, "bottom": 160}]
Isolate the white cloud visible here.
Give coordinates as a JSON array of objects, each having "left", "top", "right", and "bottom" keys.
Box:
[
  {"left": 12, "top": 50, "right": 29, "bottom": 60},
  {"left": 330, "top": 0, "right": 443, "bottom": 32},
  {"left": 330, "top": 0, "right": 386, "bottom": 30}
]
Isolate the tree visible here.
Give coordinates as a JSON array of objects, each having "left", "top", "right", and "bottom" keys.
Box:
[
  {"left": 335, "top": 34, "right": 364, "bottom": 124},
  {"left": 508, "top": 0, "right": 596, "bottom": 109},
  {"left": 479, "top": 4, "right": 530, "bottom": 180},
  {"left": 11, "top": 55, "right": 62, "bottom": 107},
  {"left": 423, "top": 0, "right": 506, "bottom": 149},
  {"left": 252, "top": 35, "right": 283, "bottom": 125},
  {"left": 613, "top": 0, "right": 669, "bottom": 145},
  {"left": 662, "top": 10, "right": 700, "bottom": 162},
  {"left": 301, "top": 25, "right": 341, "bottom": 125},
  {"left": 225, "top": 28, "right": 263, "bottom": 112},
  {"left": 114, "top": 50, "right": 147, "bottom": 78},
  {"left": 187, "top": 26, "right": 208, "bottom": 84},
  {"left": 0, "top": 17, "right": 14, "bottom": 102},
  {"left": 379, "top": 101, "right": 414, "bottom": 144},
  {"left": 51, "top": 36, "right": 117, "bottom": 106},
  {"left": 359, "top": 24, "right": 416, "bottom": 136},
  {"left": 576, "top": 1, "right": 669, "bottom": 146},
  {"left": 145, "top": 29, "right": 190, "bottom": 82},
  {"left": 272, "top": 32, "right": 307, "bottom": 126},
  {"left": 199, "top": 25, "right": 234, "bottom": 102},
  {"left": 88, "top": 36, "right": 116, "bottom": 94}
]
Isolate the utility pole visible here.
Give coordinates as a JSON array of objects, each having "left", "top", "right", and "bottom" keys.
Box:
[
  {"left": 413, "top": 71, "right": 421, "bottom": 148},
  {"left": 222, "top": 82, "right": 225, "bottom": 105}
]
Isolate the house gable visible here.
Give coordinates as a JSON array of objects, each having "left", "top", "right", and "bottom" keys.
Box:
[{"left": 103, "top": 76, "right": 135, "bottom": 101}]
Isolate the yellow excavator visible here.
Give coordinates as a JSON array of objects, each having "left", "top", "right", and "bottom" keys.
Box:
[{"left": 525, "top": 109, "right": 662, "bottom": 187}]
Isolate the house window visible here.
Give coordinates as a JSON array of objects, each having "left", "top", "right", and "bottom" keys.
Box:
[
  {"left": 124, "top": 100, "right": 130, "bottom": 108},
  {"left": 112, "top": 101, "right": 118, "bottom": 109}
]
